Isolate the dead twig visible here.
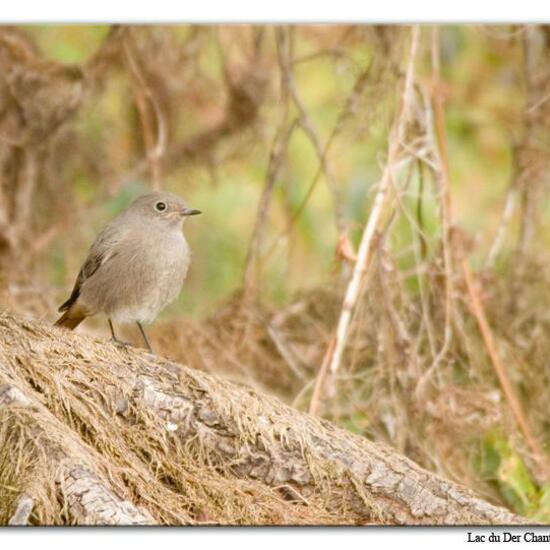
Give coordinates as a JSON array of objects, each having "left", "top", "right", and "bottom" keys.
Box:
[
  {"left": 108, "top": 43, "right": 266, "bottom": 196},
  {"left": 462, "top": 259, "right": 547, "bottom": 480},
  {"left": 275, "top": 27, "right": 345, "bottom": 235},
  {"left": 266, "top": 324, "right": 307, "bottom": 381},
  {"left": 427, "top": 26, "right": 455, "bottom": 377},
  {"left": 308, "top": 337, "right": 336, "bottom": 415},
  {"left": 264, "top": 38, "right": 375, "bottom": 262},
  {"left": 123, "top": 34, "right": 166, "bottom": 191},
  {"left": 485, "top": 185, "right": 518, "bottom": 269},
  {"left": 415, "top": 27, "right": 457, "bottom": 396},
  {"left": 242, "top": 112, "right": 297, "bottom": 292},
  {"left": 309, "top": 26, "right": 421, "bottom": 415}
]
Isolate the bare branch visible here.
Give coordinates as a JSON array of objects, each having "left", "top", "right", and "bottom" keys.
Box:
[
  {"left": 309, "top": 26, "right": 421, "bottom": 414},
  {"left": 264, "top": 31, "right": 376, "bottom": 262},
  {"left": 123, "top": 33, "right": 166, "bottom": 191},
  {"left": 275, "top": 27, "right": 345, "bottom": 234},
  {"left": 462, "top": 259, "right": 548, "bottom": 481}
]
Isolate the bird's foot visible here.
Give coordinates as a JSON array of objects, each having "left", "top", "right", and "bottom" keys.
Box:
[
  {"left": 111, "top": 338, "right": 154, "bottom": 356},
  {"left": 111, "top": 337, "right": 132, "bottom": 349}
]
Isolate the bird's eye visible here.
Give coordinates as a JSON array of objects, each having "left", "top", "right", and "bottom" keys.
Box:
[{"left": 155, "top": 201, "right": 167, "bottom": 212}]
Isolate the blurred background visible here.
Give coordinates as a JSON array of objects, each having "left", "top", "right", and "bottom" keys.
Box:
[{"left": 0, "top": 24, "right": 549, "bottom": 520}]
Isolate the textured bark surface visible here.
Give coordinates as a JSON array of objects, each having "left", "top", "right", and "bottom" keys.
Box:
[
  {"left": 0, "top": 382, "right": 153, "bottom": 525},
  {"left": 0, "top": 312, "right": 527, "bottom": 525}
]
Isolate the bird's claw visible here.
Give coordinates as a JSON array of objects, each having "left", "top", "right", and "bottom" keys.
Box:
[{"left": 111, "top": 338, "right": 132, "bottom": 349}]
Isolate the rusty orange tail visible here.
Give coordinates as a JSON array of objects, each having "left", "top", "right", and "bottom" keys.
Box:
[{"left": 54, "top": 310, "right": 86, "bottom": 330}]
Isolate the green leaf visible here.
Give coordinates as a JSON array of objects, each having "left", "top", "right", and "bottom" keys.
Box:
[{"left": 478, "top": 433, "right": 538, "bottom": 515}]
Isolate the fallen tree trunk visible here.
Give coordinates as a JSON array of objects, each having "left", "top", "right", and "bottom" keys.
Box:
[{"left": 0, "top": 312, "right": 526, "bottom": 525}]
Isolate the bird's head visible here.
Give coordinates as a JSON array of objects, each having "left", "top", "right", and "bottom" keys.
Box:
[{"left": 128, "top": 191, "right": 201, "bottom": 228}]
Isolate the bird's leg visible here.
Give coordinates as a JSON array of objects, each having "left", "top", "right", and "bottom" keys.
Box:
[
  {"left": 108, "top": 319, "right": 130, "bottom": 347},
  {"left": 136, "top": 322, "right": 153, "bottom": 353},
  {"left": 108, "top": 318, "right": 118, "bottom": 340}
]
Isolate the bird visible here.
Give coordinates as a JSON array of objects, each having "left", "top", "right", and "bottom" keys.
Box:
[{"left": 55, "top": 191, "right": 201, "bottom": 352}]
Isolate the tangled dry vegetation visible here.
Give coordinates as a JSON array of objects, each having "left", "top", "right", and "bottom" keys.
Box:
[{"left": 0, "top": 24, "right": 550, "bottom": 524}]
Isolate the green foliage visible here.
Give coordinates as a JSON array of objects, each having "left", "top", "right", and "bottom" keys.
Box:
[
  {"left": 476, "top": 433, "right": 541, "bottom": 517},
  {"left": 104, "top": 183, "right": 147, "bottom": 217},
  {"left": 26, "top": 25, "right": 111, "bottom": 63},
  {"left": 533, "top": 483, "right": 550, "bottom": 523},
  {"left": 340, "top": 410, "right": 370, "bottom": 436}
]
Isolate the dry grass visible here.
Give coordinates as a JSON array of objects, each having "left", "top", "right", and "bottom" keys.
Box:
[{"left": 0, "top": 313, "right": 358, "bottom": 525}]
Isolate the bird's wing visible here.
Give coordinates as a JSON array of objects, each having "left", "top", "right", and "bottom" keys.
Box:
[{"left": 58, "top": 226, "right": 120, "bottom": 312}]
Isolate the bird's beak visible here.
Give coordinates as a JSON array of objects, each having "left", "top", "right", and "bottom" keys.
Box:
[{"left": 181, "top": 208, "right": 202, "bottom": 217}]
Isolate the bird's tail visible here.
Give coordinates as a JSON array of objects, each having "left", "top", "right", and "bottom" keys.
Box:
[{"left": 54, "top": 310, "right": 86, "bottom": 330}]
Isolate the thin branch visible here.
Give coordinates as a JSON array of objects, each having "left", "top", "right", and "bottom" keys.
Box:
[
  {"left": 462, "top": 259, "right": 547, "bottom": 479},
  {"left": 264, "top": 50, "right": 375, "bottom": 264},
  {"left": 416, "top": 159, "right": 428, "bottom": 260},
  {"left": 274, "top": 27, "right": 346, "bottom": 236},
  {"left": 266, "top": 323, "right": 307, "bottom": 381},
  {"left": 485, "top": 185, "right": 518, "bottom": 269},
  {"left": 308, "top": 337, "right": 336, "bottom": 415},
  {"left": 242, "top": 115, "right": 297, "bottom": 291},
  {"left": 293, "top": 47, "right": 347, "bottom": 65},
  {"left": 415, "top": 27, "right": 457, "bottom": 398},
  {"left": 123, "top": 34, "right": 167, "bottom": 191},
  {"left": 428, "top": 26, "right": 455, "bottom": 376},
  {"left": 309, "top": 26, "right": 421, "bottom": 415},
  {"left": 108, "top": 49, "right": 265, "bottom": 196}
]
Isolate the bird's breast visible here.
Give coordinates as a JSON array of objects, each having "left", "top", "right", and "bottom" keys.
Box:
[
  {"left": 131, "top": 230, "right": 190, "bottom": 296},
  {"left": 83, "top": 228, "right": 191, "bottom": 323}
]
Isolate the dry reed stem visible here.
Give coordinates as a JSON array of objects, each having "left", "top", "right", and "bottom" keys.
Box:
[
  {"left": 485, "top": 185, "right": 518, "bottom": 269},
  {"left": 309, "top": 26, "right": 421, "bottom": 415},
  {"left": 462, "top": 259, "right": 547, "bottom": 478},
  {"left": 427, "top": 26, "right": 455, "bottom": 376}
]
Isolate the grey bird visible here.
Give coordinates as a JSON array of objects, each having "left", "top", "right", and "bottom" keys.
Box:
[{"left": 55, "top": 191, "right": 201, "bottom": 352}]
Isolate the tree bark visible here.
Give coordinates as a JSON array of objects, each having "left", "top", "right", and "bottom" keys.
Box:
[
  {"left": 0, "top": 312, "right": 527, "bottom": 525},
  {"left": 0, "top": 382, "right": 154, "bottom": 525}
]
